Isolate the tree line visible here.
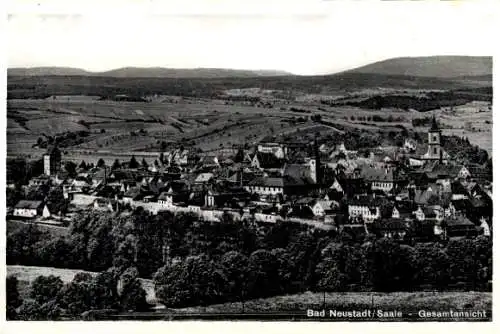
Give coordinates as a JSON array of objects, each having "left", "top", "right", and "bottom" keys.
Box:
[
  {"left": 6, "top": 265, "right": 147, "bottom": 320},
  {"left": 7, "top": 209, "right": 492, "bottom": 311}
]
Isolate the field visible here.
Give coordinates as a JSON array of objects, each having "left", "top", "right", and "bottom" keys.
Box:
[
  {"left": 7, "top": 220, "right": 69, "bottom": 238},
  {"left": 7, "top": 94, "right": 493, "bottom": 163},
  {"left": 161, "top": 291, "right": 491, "bottom": 321},
  {"left": 6, "top": 265, "right": 157, "bottom": 305},
  {"left": 6, "top": 265, "right": 492, "bottom": 321}
]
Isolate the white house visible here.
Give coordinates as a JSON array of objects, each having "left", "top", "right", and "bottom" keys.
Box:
[
  {"left": 329, "top": 178, "right": 344, "bottom": 193},
  {"left": 158, "top": 189, "right": 174, "bottom": 206},
  {"left": 480, "top": 217, "right": 491, "bottom": 237},
  {"left": 312, "top": 200, "right": 338, "bottom": 217},
  {"left": 392, "top": 207, "right": 400, "bottom": 219},
  {"left": 13, "top": 200, "right": 45, "bottom": 218},
  {"left": 245, "top": 177, "right": 284, "bottom": 196},
  {"left": 347, "top": 197, "right": 382, "bottom": 222}
]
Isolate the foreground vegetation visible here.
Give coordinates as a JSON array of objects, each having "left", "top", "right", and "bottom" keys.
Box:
[
  {"left": 175, "top": 290, "right": 491, "bottom": 315},
  {"left": 7, "top": 209, "right": 492, "bottom": 316}
]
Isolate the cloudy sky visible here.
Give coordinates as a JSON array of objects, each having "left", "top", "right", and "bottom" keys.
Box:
[{"left": 7, "top": 0, "right": 498, "bottom": 75}]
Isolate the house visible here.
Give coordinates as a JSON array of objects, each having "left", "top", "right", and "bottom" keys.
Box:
[
  {"left": 257, "top": 142, "right": 287, "bottom": 159},
  {"left": 371, "top": 218, "right": 408, "bottom": 240},
  {"left": 195, "top": 173, "right": 215, "bottom": 184},
  {"left": 157, "top": 181, "right": 190, "bottom": 207},
  {"left": 407, "top": 220, "right": 439, "bottom": 242},
  {"left": 29, "top": 175, "right": 51, "bottom": 187},
  {"left": 246, "top": 174, "right": 315, "bottom": 198},
  {"left": 329, "top": 178, "right": 344, "bottom": 193},
  {"left": 361, "top": 166, "right": 406, "bottom": 193},
  {"left": 13, "top": 200, "right": 47, "bottom": 218},
  {"left": 479, "top": 217, "right": 491, "bottom": 237},
  {"left": 158, "top": 189, "right": 174, "bottom": 207},
  {"left": 413, "top": 205, "right": 443, "bottom": 222},
  {"left": 443, "top": 217, "right": 477, "bottom": 239},
  {"left": 122, "top": 187, "right": 143, "bottom": 203},
  {"left": 311, "top": 200, "right": 338, "bottom": 217},
  {"left": 246, "top": 177, "right": 284, "bottom": 197},
  {"left": 93, "top": 198, "right": 117, "bottom": 212},
  {"left": 251, "top": 152, "right": 285, "bottom": 171},
  {"left": 198, "top": 155, "right": 220, "bottom": 168},
  {"left": 347, "top": 196, "right": 384, "bottom": 222}
]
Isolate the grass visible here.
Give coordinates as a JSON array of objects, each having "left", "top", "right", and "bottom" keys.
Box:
[
  {"left": 175, "top": 291, "right": 492, "bottom": 314},
  {"left": 6, "top": 265, "right": 491, "bottom": 320},
  {"left": 7, "top": 220, "right": 69, "bottom": 238}
]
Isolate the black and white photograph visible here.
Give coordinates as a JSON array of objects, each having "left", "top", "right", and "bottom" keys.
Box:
[{"left": 2, "top": 0, "right": 496, "bottom": 324}]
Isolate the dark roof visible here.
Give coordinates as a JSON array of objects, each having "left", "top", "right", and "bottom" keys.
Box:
[
  {"left": 372, "top": 218, "right": 408, "bottom": 231},
  {"left": 361, "top": 166, "right": 396, "bottom": 182},
  {"left": 248, "top": 177, "right": 284, "bottom": 187},
  {"left": 254, "top": 152, "right": 284, "bottom": 169},
  {"left": 445, "top": 217, "right": 475, "bottom": 226},
  {"left": 123, "top": 187, "right": 142, "bottom": 199},
  {"left": 430, "top": 115, "right": 440, "bottom": 132},
  {"left": 349, "top": 195, "right": 386, "bottom": 207},
  {"left": 14, "top": 200, "right": 43, "bottom": 209}
]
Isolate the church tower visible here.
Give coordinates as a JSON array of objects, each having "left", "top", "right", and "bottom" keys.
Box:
[
  {"left": 44, "top": 146, "right": 62, "bottom": 176},
  {"left": 426, "top": 115, "right": 442, "bottom": 160}
]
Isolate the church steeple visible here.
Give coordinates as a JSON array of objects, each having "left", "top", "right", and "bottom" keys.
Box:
[
  {"left": 430, "top": 114, "right": 440, "bottom": 132},
  {"left": 426, "top": 114, "right": 442, "bottom": 160}
]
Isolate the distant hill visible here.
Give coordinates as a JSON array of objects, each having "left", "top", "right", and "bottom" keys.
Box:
[
  {"left": 8, "top": 67, "right": 291, "bottom": 78},
  {"left": 345, "top": 56, "right": 492, "bottom": 78},
  {"left": 8, "top": 67, "right": 90, "bottom": 77}
]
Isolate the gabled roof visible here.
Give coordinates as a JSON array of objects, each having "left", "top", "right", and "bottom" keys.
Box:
[
  {"left": 361, "top": 166, "right": 396, "bottom": 182},
  {"left": 253, "top": 152, "right": 285, "bottom": 169},
  {"left": 430, "top": 115, "right": 440, "bottom": 132},
  {"left": 314, "top": 200, "right": 338, "bottom": 211},
  {"left": 248, "top": 177, "right": 284, "bottom": 188},
  {"left": 123, "top": 187, "right": 142, "bottom": 199},
  {"left": 283, "top": 163, "right": 315, "bottom": 184},
  {"left": 14, "top": 200, "right": 44, "bottom": 209}
]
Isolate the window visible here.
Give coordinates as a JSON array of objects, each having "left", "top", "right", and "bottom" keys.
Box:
[{"left": 434, "top": 147, "right": 438, "bottom": 154}]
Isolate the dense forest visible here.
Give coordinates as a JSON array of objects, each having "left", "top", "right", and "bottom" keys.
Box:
[
  {"left": 7, "top": 73, "right": 487, "bottom": 100},
  {"left": 328, "top": 88, "right": 492, "bottom": 112},
  {"left": 7, "top": 209, "right": 493, "bottom": 317}
]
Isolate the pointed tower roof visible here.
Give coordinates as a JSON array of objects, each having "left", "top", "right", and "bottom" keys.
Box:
[{"left": 430, "top": 115, "right": 440, "bottom": 132}]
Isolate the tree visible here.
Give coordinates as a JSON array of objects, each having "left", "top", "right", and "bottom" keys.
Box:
[
  {"left": 6, "top": 187, "right": 24, "bottom": 208},
  {"left": 30, "top": 275, "right": 64, "bottom": 304},
  {"left": 45, "top": 186, "right": 69, "bottom": 215},
  {"left": 129, "top": 156, "right": 139, "bottom": 169},
  {"left": 64, "top": 161, "right": 77, "bottom": 177},
  {"left": 220, "top": 251, "right": 250, "bottom": 302},
  {"left": 111, "top": 159, "right": 121, "bottom": 170},
  {"left": 17, "top": 300, "right": 43, "bottom": 320},
  {"left": 79, "top": 160, "right": 88, "bottom": 170},
  {"left": 118, "top": 267, "right": 149, "bottom": 311},
  {"left": 141, "top": 158, "right": 149, "bottom": 169},
  {"left": 246, "top": 249, "right": 281, "bottom": 298},
  {"left": 154, "top": 255, "right": 228, "bottom": 307},
  {"left": 97, "top": 158, "right": 106, "bottom": 168},
  {"left": 7, "top": 275, "right": 23, "bottom": 320},
  {"left": 414, "top": 242, "right": 450, "bottom": 290}
]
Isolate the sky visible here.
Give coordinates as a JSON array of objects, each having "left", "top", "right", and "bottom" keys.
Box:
[{"left": 6, "top": 0, "right": 498, "bottom": 75}]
